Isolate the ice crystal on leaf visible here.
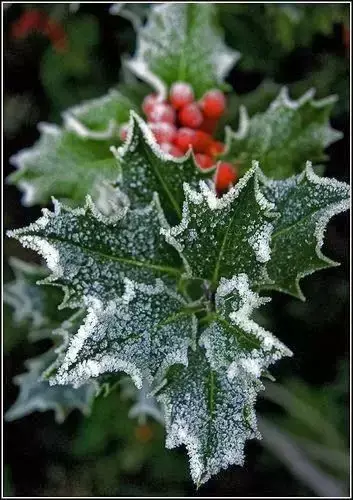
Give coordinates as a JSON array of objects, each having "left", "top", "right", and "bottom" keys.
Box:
[
  {"left": 112, "top": 112, "right": 213, "bottom": 222},
  {"left": 158, "top": 349, "right": 262, "bottom": 486},
  {"left": 50, "top": 278, "right": 197, "bottom": 390},
  {"left": 8, "top": 194, "right": 181, "bottom": 310},
  {"left": 259, "top": 162, "right": 350, "bottom": 299},
  {"left": 5, "top": 343, "right": 96, "bottom": 424},
  {"left": 4, "top": 258, "right": 68, "bottom": 341},
  {"left": 127, "top": 3, "right": 239, "bottom": 98},
  {"left": 162, "top": 163, "right": 276, "bottom": 287},
  {"left": 62, "top": 89, "right": 135, "bottom": 140},
  {"left": 223, "top": 88, "right": 342, "bottom": 178},
  {"left": 7, "top": 88, "right": 136, "bottom": 207},
  {"left": 200, "top": 274, "right": 292, "bottom": 380},
  {"left": 8, "top": 122, "right": 119, "bottom": 207}
]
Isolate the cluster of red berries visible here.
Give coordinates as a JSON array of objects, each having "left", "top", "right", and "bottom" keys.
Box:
[
  {"left": 120, "top": 82, "right": 238, "bottom": 195},
  {"left": 11, "top": 9, "right": 68, "bottom": 53}
]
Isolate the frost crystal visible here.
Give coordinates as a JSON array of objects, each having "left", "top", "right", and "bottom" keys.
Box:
[
  {"left": 51, "top": 279, "right": 197, "bottom": 389},
  {"left": 112, "top": 111, "right": 212, "bottom": 221},
  {"left": 200, "top": 274, "right": 292, "bottom": 380},
  {"left": 158, "top": 349, "right": 262, "bottom": 485},
  {"left": 260, "top": 161, "right": 350, "bottom": 298},
  {"left": 5, "top": 349, "right": 96, "bottom": 423},
  {"left": 127, "top": 3, "right": 239, "bottom": 98},
  {"left": 162, "top": 164, "right": 276, "bottom": 287},
  {"left": 8, "top": 195, "right": 181, "bottom": 309},
  {"left": 223, "top": 87, "right": 343, "bottom": 178}
]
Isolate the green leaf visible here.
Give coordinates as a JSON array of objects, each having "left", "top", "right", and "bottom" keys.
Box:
[
  {"left": 200, "top": 274, "right": 292, "bottom": 379},
  {"left": 8, "top": 194, "right": 181, "bottom": 309},
  {"left": 127, "top": 3, "right": 239, "bottom": 98},
  {"left": 162, "top": 164, "right": 276, "bottom": 288},
  {"left": 112, "top": 112, "right": 213, "bottom": 221},
  {"left": 223, "top": 88, "right": 342, "bottom": 179},
  {"left": 5, "top": 348, "right": 96, "bottom": 423},
  {"left": 49, "top": 278, "right": 197, "bottom": 389},
  {"left": 158, "top": 349, "right": 262, "bottom": 486},
  {"left": 8, "top": 123, "right": 119, "bottom": 207},
  {"left": 4, "top": 258, "right": 68, "bottom": 341},
  {"left": 7, "top": 87, "right": 137, "bottom": 207},
  {"left": 62, "top": 89, "right": 136, "bottom": 139},
  {"left": 259, "top": 162, "right": 350, "bottom": 299}
]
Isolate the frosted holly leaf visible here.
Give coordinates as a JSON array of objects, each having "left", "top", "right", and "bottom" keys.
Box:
[
  {"left": 8, "top": 194, "right": 181, "bottom": 309},
  {"left": 49, "top": 278, "right": 197, "bottom": 390},
  {"left": 5, "top": 349, "right": 96, "bottom": 423},
  {"left": 7, "top": 123, "right": 119, "bottom": 207},
  {"left": 162, "top": 164, "right": 276, "bottom": 288},
  {"left": 158, "top": 348, "right": 262, "bottom": 486},
  {"left": 200, "top": 274, "right": 292, "bottom": 381},
  {"left": 127, "top": 3, "right": 239, "bottom": 98},
  {"left": 62, "top": 88, "right": 136, "bottom": 140},
  {"left": 120, "top": 377, "right": 164, "bottom": 425},
  {"left": 259, "top": 162, "right": 350, "bottom": 299},
  {"left": 112, "top": 112, "right": 213, "bottom": 221},
  {"left": 223, "top": 88, "right": 342, "bottom": 179},
  {"left": 4, "top": 258, "right": 69, "bottom": 341}
]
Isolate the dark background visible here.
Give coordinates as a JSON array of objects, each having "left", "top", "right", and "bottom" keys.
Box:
[{"left": 3, "top": 3, "right": 350, "bottom": 497}]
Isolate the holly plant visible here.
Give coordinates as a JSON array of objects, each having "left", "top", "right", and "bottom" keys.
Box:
[{"left": 6, "top": 3, "right": 349, "bottom": 487}]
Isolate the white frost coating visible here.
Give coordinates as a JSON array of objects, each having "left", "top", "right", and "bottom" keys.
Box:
[
  {"left": 50, "top": 278, "right": 197, "bottom": 389},
  {"left": 270, "top": 86, "right": 316, "bottom": 111},
  {"left": 127, "top": 59, "right": 167, "bottom": 100},
  {"left": 223, "top": 105, "right": 249, "bottom": 155},
  {"left": 248, "top": 221, "right": 273, "bottom": 263},
  {"left": 261, "top": 160, "right": 350, "bottom": 299},
  {"left": 4, "top": 258, "right": 49, "bottom": 329},
  {"left": 126, "top": 3, "right": 239, "bottom": 97},
  {"left": 62, "top": 88, "right": 133, "bottom": 140},
  {"left": 64, "top": 113, "right": 117, "bottom": 140},
  {"left": 162, "top": 164, "right": 276, "bottom": 285},
  {"left": 200, "top": 273, "right": 292, "bottom": 381},
  {"left": 92, "top": 180, "right": 130, "bottom": 219},
  {"left": 158, "top": 351, "right": 262, "bottom": 485},
  {"left": 114, "top": 110, "right": 189, "bottom": 164}
]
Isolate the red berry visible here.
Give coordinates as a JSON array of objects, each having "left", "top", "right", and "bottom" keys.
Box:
[
  {"left": 169, "top": 82, "right": 194, "bottom": 110},
  {"left": 142, "top": 93, "right": 160, "bottom": 116},
  {"left": 192, "top": 130, "right": 213, "bottom": 154},
  {"left": 178, "top": 103, "right": 203, "bottom": 129},
  {"left": 195, "top": 153, "right": 215, "bottom": 170},
  {"left": 200, "top": 89, "right": 226, "bottom": 119},
  {"left": 11, "top": 10, "right": 45, "bottom": 39},
  {"left": 173, "top": 127, "right": 195, "bottom": 153},
  {"left": 160, "top": 142, "right": 184, "bottom": 157},
  {"left": 119, "top": 123, "right": 129, "bottom": 141},
  {"left": 149, "top": 122, "right": 176, "bottom": 144},
  {"left": 207, "top": 140, "right": 225, "bottom": 157},
  {"left": 148, "top": 103, "right": 176, "bottom": 124},
  {"left": 199, "top": 116, "right": 218, "bottom": 135},
  {"left": 215, "top": 162, "right": 238, "bottom": 194}
]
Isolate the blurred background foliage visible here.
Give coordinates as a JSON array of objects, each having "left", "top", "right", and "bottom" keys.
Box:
[{"left": 3, "top": 2, "right": 350, "bottom": 497}]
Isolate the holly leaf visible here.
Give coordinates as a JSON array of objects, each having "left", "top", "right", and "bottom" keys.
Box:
[
  {"left": 112, "top": 111, "right": 213, "bottom": 221},
  {"left": 8, "top": 194, "right": 181, "bottom": 309},
  {"left": 200, "top": 274, "right": 292, "bottom": 379},
  {"left": 259, "top": 162, "right": 350, "bottom": 299},
  {"left": 162, "top": 164, "right": 276, "bottom": 288},
  {"left": 158, "top": 349, "right": 262, "bottom": 486},
  {"left": 127, "top": 3, "right": 239, "bottom": 98},
  {"left": 7, "top": 87, "right": 136, "bottom": 207},
  {"left": 223, "top": 88, "right": 342, "bottom": 179},
  {"left": 7, "top": 123, "right": 119, "bottom": 207},
  {"left": 4, "top": 258, "right": 68, "bottom": 341},
  {"left": 62, "top": 88, "right": 136, "bottom": 140},
  {"left": 5, "top": 347, "right": 96, "bottom": 424},
  {"left": 49, "top": 278, "right": 197, "bottom": 389}
]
